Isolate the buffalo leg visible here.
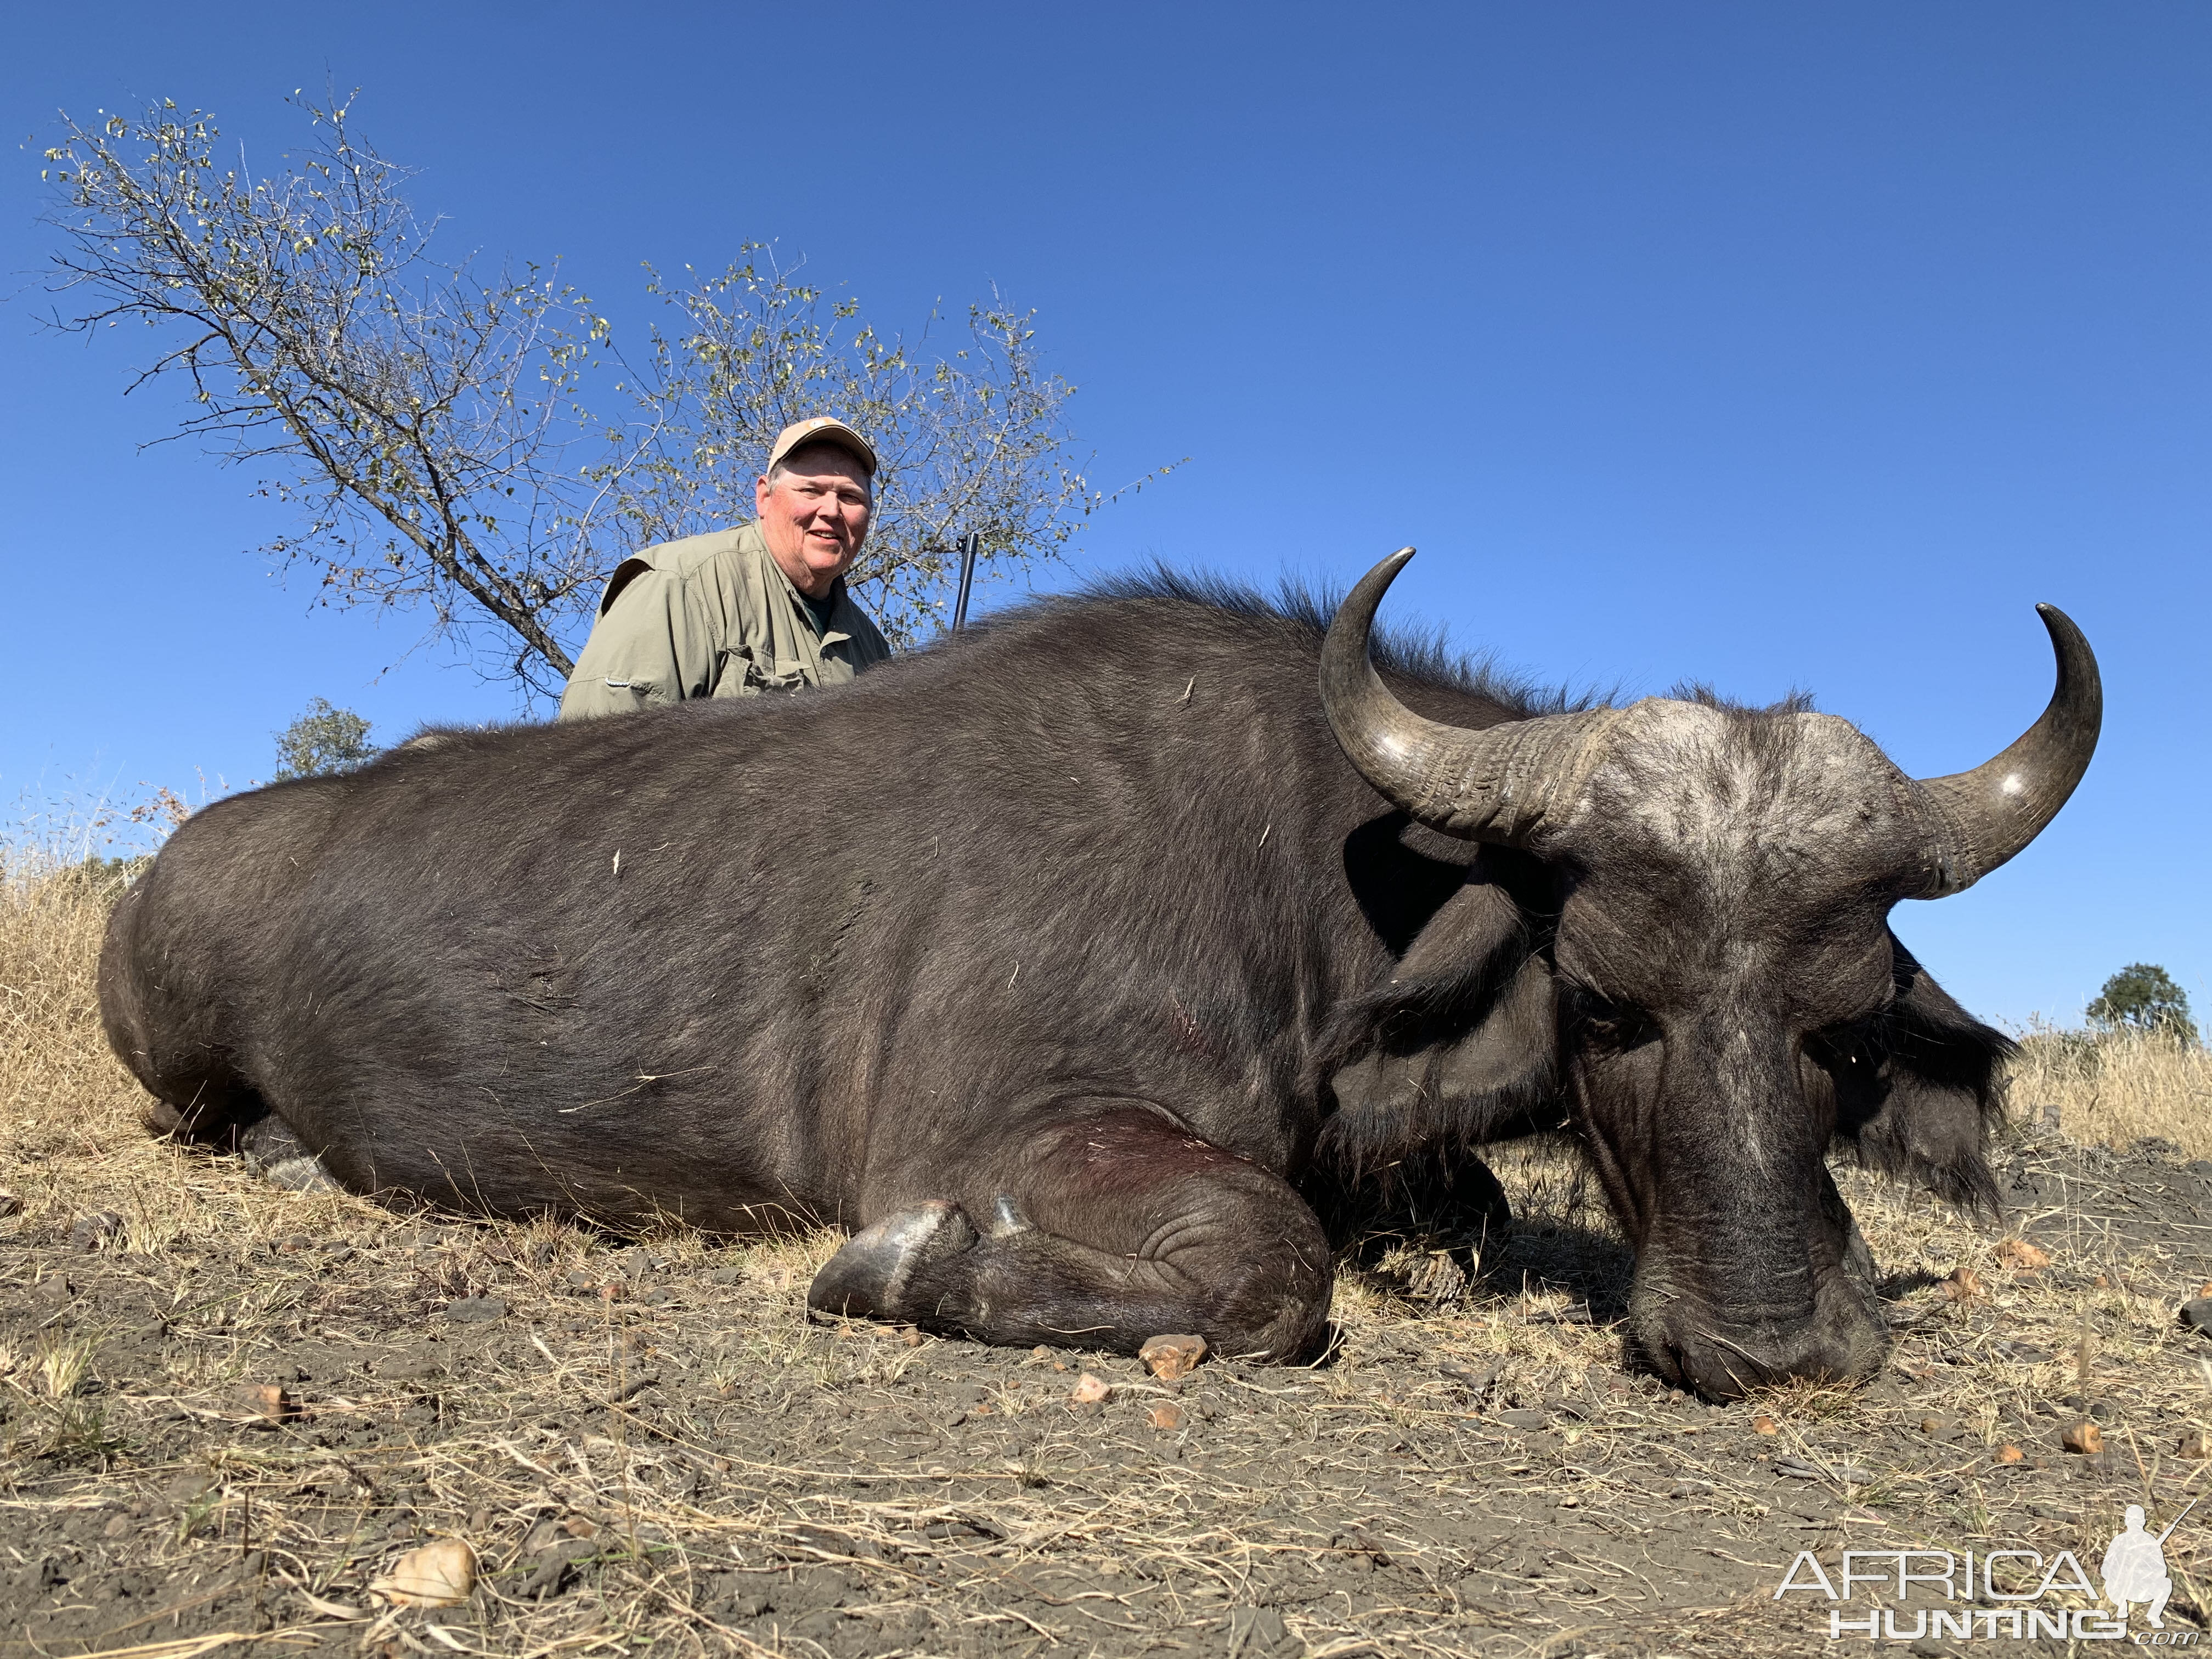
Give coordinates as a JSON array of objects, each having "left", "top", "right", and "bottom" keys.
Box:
[{"left": 808, "top": 1104, "right": 1331, "bottom": 1362}]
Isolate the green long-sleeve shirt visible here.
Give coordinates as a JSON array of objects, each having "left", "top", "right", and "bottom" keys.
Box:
[{"left": 557, "top": 523, "right": 893, "bottom": 720}]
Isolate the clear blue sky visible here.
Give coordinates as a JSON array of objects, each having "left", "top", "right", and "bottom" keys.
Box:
[{"left": 3, "top": 3, "right": 2205, "bottom": 1029}]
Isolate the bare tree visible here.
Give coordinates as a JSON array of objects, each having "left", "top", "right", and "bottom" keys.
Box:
[
  {"left": 605, "top": 255, "right": 1162, "bottom": 647},
  {"left": 40, "top": 96, "right": 618, "bottom": 701},
  {"left": 40, "top": 94, "right": 1166, "bottom": 699}
]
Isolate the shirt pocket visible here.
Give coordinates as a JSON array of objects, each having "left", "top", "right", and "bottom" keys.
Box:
[{"left": 715, "top": 645, "right": 807, "bottom": 697}]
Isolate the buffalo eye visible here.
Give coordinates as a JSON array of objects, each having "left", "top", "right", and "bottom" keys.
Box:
[
  {"left": 1804, "top": 1017, "right": 1885, "bottom": 1078},
  {"left": 1567, "top": 986, "right": 1657, "bottom": 1053}
]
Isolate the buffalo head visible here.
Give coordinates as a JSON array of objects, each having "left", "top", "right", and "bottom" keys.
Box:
[{"left": 1319, "top": 550, "right": 2100, "bottom": 1399}]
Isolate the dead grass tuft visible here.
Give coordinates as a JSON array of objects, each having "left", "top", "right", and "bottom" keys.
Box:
[
  {"left": 2009, "top": 1026, "right": 2212, "bottom": 1159},
  {"left": 1, "top": 864, "right": 138, "bottom": 1147},
  {"left": 0, "top": 864, "right": 407, "bottom": 1255}
]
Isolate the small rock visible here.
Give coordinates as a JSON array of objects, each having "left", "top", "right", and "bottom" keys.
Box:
[
  {"left": 1994, "top": 1443, "right": 2024, "bottom": 1463},
  {"left": 443, "top": 1296, "right": 508, "bottom": 1324},
  {"left": 2179, "top": 1429, "right": 2208, "bottom": 1459},
  {"left": 704, "top": 1265, "right": 744, "bottom": 1285},
  {"left": 102, "top": 1513, "right": 132, "bottom": 1538},
  {"left": 1790, "top": 1455, "right": 1874, "bottom": 1482},
  {"left": 1497, "top": 1409, "right": 1549, "bottom": 1430},
  {"left": 520, "top": 1546, "right": 583, "bottom": 1600},
  {"left": 902, "top": 1328, "right": 924, "bottom": 1347},
  {"left": 562, "top": 1515, "right": 599, "bottom": 1539},
  {"left": 1138, "top": 1333, "right": 1208, "bottom": 1381},
  {"left": 1440, "top": 1362, "right": 1501, "bottom": 1396},
  {"left": 1752, "top": 1414, "right": 1779, "bottom": 1435},
  {"left": 1996, "top": 1239, "right": 2051, "bottom": 1271},
  {"left": 1227, "top": 1607, "right": 1289, "bottom": 1652},
  {"left": 2061, "top": 1421, "right": 2103, "bottom": 1455},
  {"left": 240, "top": 1383, "right": 298, "bottom": 1423},
  {"left": 1148, "top": 1402, "right": 1187, "bottom": 1431},
  {"left": 69, "top": 1211, "right": 123, "bottom": 1251},
  {"left": 371, "top": 1538, "right": 476, "bottom": 1607},
  {"left": 2179, "top": 1299, "right": 2212, "bottom": 1333},
  {"left": 720, "top": 1579, "right": 771, "bottom": 1616},
  {"left": 1069, "top": 1373, "right": 1111, "bottom": 1405},
  {"left": 380, "top": 1352, "right": 445, "bottom": 1383}
]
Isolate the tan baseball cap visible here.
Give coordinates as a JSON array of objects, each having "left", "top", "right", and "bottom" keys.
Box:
[{"left": 768, "top": 416, "right": 877, "bottom": 478}]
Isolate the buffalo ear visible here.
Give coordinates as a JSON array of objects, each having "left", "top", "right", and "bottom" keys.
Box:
[
  {"left": 1320, "top": 876, "right": 1560, "bottom": 1172},
  {"left": 1829, "top": 934, "right": 2012, "bottom": 1218}
]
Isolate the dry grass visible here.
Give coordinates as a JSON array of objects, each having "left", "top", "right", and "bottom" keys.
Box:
[
  {"left": 0, "top": 863, "right": 331, "bottom": 1251},
  {"left": 2011, "top": 1026, "right": 2212, "bottom": 1160},
  {"left": 1, "top": 866, "right": 137, "bottom": 1135},
  {"left": 4, "top": 864, "right": 2211, "bottom": 1656}
]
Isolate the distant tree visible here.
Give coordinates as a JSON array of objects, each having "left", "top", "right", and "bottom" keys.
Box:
[
  {"left": 38, "top": 94, "right": 1170, "bottom": 701},
  {"left": 274, "top": 698, "right": 376, "bottom": 780},
  {"left": 2086, "top": 964, "right": 2198, "bottom": 1043}
]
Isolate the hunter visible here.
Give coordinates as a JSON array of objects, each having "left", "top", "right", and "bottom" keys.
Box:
[{"left": 557, "top": 416, "right": 893, "bottom": 719}]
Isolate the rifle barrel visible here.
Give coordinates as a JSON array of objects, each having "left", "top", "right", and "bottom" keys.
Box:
[
  {"left": 2158, "top": 1496, "right": 2200, "bottom": 1544},
  {"left": 951, "top": 534, "right": 980, "bottom": 634}
]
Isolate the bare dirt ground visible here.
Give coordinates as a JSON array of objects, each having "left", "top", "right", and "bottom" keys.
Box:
[
  {"left": 3, "top": 1124, "right": 2210, "bottom": 1659},
  {"left": 4, "top": 874, "right": 2211, "bottom": 1658}
]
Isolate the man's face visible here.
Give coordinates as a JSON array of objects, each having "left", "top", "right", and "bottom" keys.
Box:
[{"left": 755, "top": 446, "right": 873, "bottom": 599}]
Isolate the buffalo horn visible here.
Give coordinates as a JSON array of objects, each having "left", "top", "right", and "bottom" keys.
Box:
[
  {"left": 1912, "top": 603, "right": 2102, "bottom": 895},
  {"left": 1319, "top": 549, "right": 1616, "bottom": 844}
]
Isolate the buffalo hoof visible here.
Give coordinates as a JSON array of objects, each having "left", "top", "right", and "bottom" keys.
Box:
[
  {"left": 240, "top": 1116, "right": 341, "bottom": 1193},
  {"left": 809, "top": 1200, "right": 979, "bottom": 1321},
  {"left": 263, "top": 1155, "right": 340, "bottom": 1194}
]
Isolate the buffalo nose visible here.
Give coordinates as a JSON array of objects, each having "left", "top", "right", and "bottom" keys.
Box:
[{"left": 1662, "top": 1316, "right": 1884, "bottom": 1401}]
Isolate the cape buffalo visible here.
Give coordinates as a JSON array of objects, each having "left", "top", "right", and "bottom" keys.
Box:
[{"left": 98, "top": 551, "right": 2099, "bottom": 1398}]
